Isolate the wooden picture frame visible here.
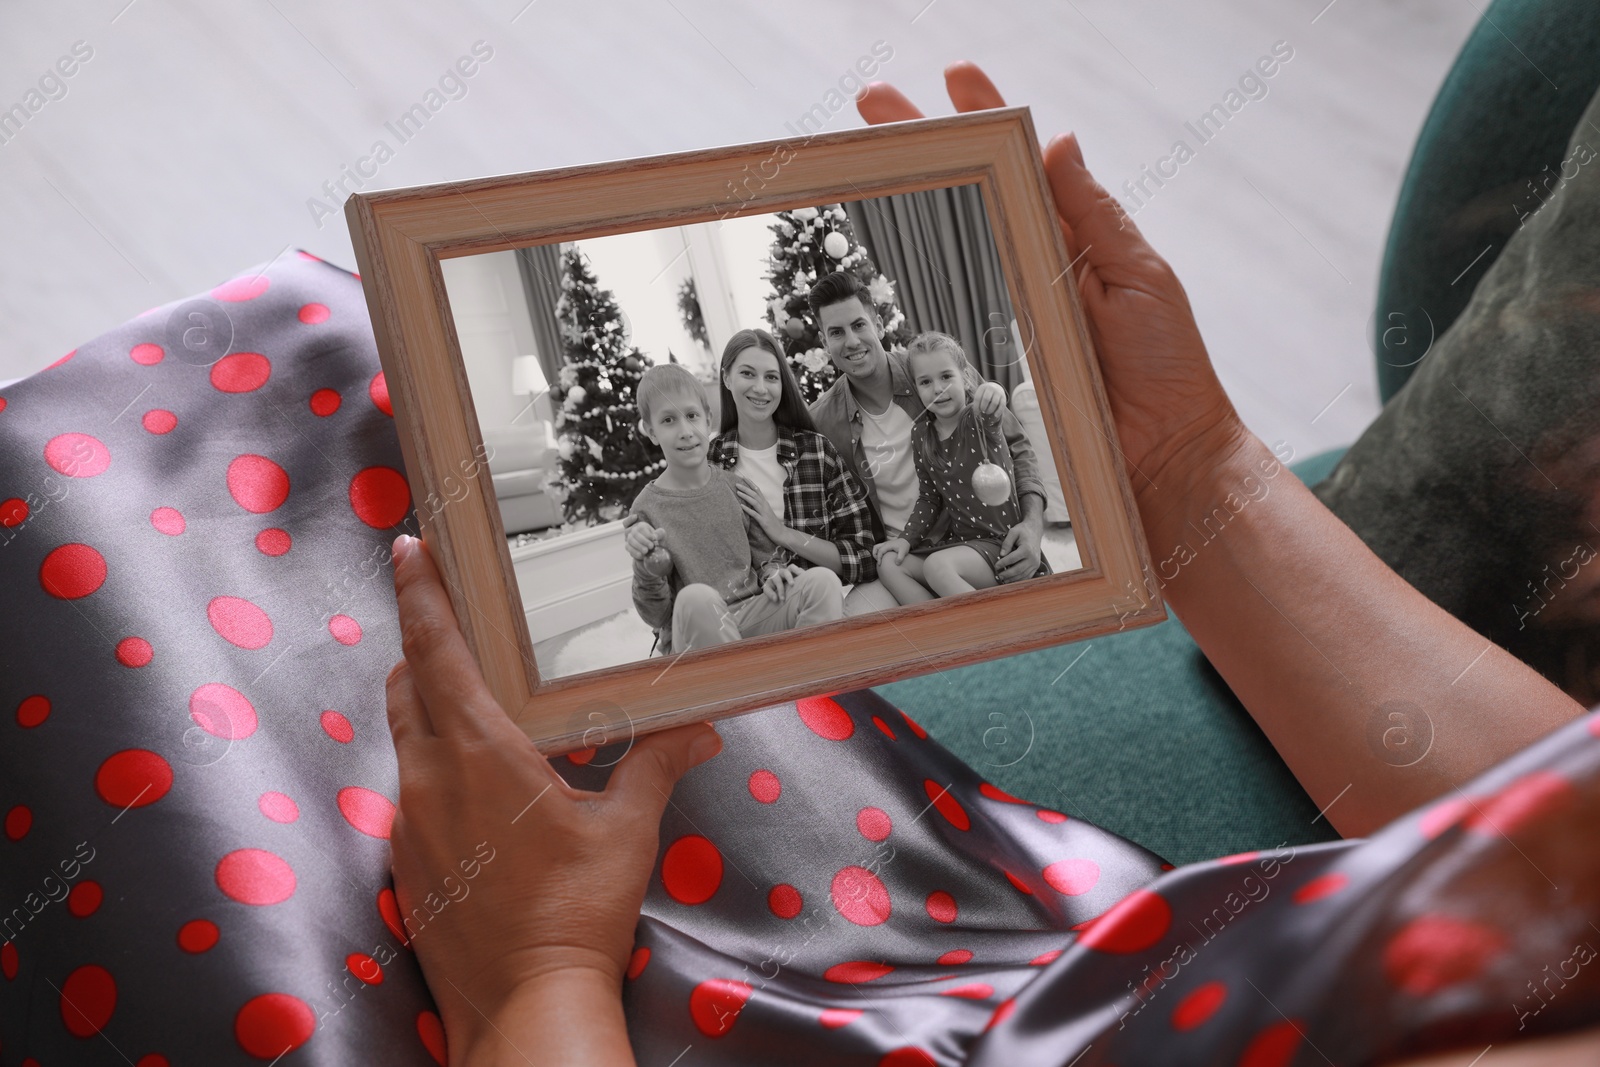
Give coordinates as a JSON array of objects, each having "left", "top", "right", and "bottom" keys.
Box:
[{"left": 345, "top": 106, "right": 1164, "bottom": 755}]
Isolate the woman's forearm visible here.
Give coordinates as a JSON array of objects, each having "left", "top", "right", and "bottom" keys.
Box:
[
  {"left": 1140, "top": 423, "right": 1584, "bottom": 836},
  {"left": 778, "top": 526, "right": 843, "bottom": 572},
  {"left": 453, "top": 967, "right": 635, "bottom": 1067}
]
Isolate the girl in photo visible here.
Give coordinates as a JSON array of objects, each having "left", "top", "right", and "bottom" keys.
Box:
[
  {"left": 707, "top": 328, "right": 879, "bottom": 589},
  {"left": 874, "top": 330, "right": 1048, "bottom": 604}
]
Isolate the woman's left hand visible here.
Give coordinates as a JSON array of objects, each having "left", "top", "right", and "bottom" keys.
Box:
[
  {"left": 383, "top": 533, "right": 722, "bottom": 1054},
  {"left": 735, "top": 475, "right": 786, "bottom": 540}
]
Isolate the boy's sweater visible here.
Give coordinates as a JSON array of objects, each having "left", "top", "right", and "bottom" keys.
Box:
[{"left": 629, "top": 467, "right": 781, "bottom": 645}]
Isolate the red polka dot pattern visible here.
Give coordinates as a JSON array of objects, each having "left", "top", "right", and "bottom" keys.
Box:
[
  {"left": 255, "top": 528, "right": 292, "bottom": 555},
  {"left": 40, "top": 543, "right": 107, "bottom": 599},
  {"left": 831, "top": 865, "right": 891, "bottom": 926},
  {"left": 1237, "top": 1019, "right": 1305, "bottom": 1067},
  {"left": 823, "top": 960, "right": 893, "bottom": 984},
  {"left": 142, "top": 409, "right": 178, "bottom": 434},
  {"left": 130, "top": 342, "right": 164, "bottom": 365},
  {"left": 190, "top": 682, "right": 259, "bottom": 740},
  {"left": 227, "top": 454, "right": 290, "bottom": 513},
  {"left": 0, "top": 497, "right": 27, "bottom": 527},
  {"left": 819, "top": 1008, "right": 862, "bottom": 1029},
  {"left": 797, "top": 696, "right": 854, "bottom": 740},
  {"left": 207, "top": 596, "right": 274, "bottom": 650},
  {"left": 369, "top": 372, "right": 393, "bottom": 416},
  {"left": 177, "top": 919, "right": 220, "bottom": 953},
  {"left": 1382, "top": 914, "right": 1506, "bottom": 996},
  {"left": 67, "top": 880, "right": 102, "bottom": 917},
  {"left": 768, "top": 884, "right": 802, "bottom": 919},
  {"left": 115, "top": 636, "right": 153, "bottom": 667},
  {"left": 1079, "top": 890, "right": 1172, "bottom": 954},
  {"left": 211, "top": 274, "right": 270, "bottom": 302},
  {"left": 298, "top": 303, "right": 331, "bottom": 324},
  {"left": 150, "top": 507, "right": 186, "bottom": 535},
  {"left": 348, "top": 466, "right": 409, "bottom": 529},
  {"left": 627, "top": 946, "right": 651, "bottom": 979},
  {"left": 923, "top": 780, "right": 970, "bottom": 831},
  {"left": 329, "top": 614, "right": 363, "bottom": 645},
  {"left": 347, "top": 952, "right": 382, "bottom": 985},
  {"left": 95, "top": 749, "right": 173, "bottom": 809},
  {"left": 233, "top": 992, "right": 314, "bottom": 1059},
  {"left": 320, "top": 710, "right": 354, "bottom": 743},
  {"left": 690, "top": 978, "right": 753, "bottom": 1037},
  {"left": 1171, "top": 980, "right": 1227, "bottom": 1030},
  {"left": 16, "top": 694, "right": 50, "bottom": 727},
  {"left": 417, "top": 1009, "right": 447, "bottom": 1065},
  {"left": 210, "top": 352, "right": 272, "bottom": 393},
  {"left": 45, "top": 432, "right": 110, "bottom": 477},
  {"left": 856, "top": 806, "right": 892, "bottom": 841},
  {"left": 748, "top": 769, "right": 781, "bottom": 803},
  {"left": 309, "top": 388, "right": 342, "bottom": 416},
  {"left": 661, "top": 835, "right": 723, "bottom": 905},
  {"left": 215, "top": 848, "right": 296, "bottom": 906},
  {"left": 258, "top": 791, "right": 299, "bottom": 823},
  {"left": 925, "top": 890, "right": 957, "bottom": 924},
  {"left": 5, "top": 805, "right": 32, "bottom": 841},
  {"left": 60, "top": 963, "right": 116, "bottom": 1037},
  {"left": 1042, "top": 858, "right": 1100, "bottom": 897},
  {"left": 337, "top": 786, "right": 395, "bottom": 839}
]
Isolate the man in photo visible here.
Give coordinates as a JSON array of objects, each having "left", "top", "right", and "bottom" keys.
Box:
[
  {"left": 626, "top": 363, "right": 844, "bottom": 653},
  {"left": 805, "top": 270, "right": 1049, "bottom": 614}
]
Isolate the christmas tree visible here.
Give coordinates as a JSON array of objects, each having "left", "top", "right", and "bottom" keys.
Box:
[
  {"left": 550, "top": 247, "right": 664, "bottom": 526},
  {"left": 762, "top": 204, "right": 913, "bottom": 404}
]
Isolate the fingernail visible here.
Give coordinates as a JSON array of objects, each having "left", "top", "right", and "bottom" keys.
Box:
[
  {"left": 689, "top": 730, "right": 721, "bottom": 764},
  {"left": 392, "top": 534, "right": 415, "bottom": 564}
]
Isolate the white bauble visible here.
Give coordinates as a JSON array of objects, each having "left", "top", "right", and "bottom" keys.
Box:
[
  {"left": 793, "top": 206, "right": 818, "bottom": 222},
  {"left": 567, "top": 385, "right": 587, "bottom": 406},
  {"left": 558, "top": 437, "right": 575, "bottom": 460},
  {"left": 823, "top": 231, "right": 849, "bottom": 258},
  {"left": 972, "top": 462, "right": 1012, "bottom": 506}
]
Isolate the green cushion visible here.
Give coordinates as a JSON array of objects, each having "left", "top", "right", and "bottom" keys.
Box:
[{"left": 876, "top": 449, "right": 1347, "bottom": 867}]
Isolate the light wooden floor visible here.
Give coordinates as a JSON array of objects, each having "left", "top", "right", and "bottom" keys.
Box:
[{"left": 0, "top": 0, "right": 1481, "bottom": 458}]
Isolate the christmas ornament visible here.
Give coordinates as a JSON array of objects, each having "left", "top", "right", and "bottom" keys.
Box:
[
  {"left": 784, "top": 318, "right": 805, "bottom": 339},
  {"left": 823, "top": 231, "right": 849, "bottom": 259},
  {"left": 972, "top": 462, "right": 1012, "bottom": 506}
]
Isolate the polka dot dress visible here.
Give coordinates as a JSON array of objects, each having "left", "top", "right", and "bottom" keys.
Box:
[{"left": 2, "top": 253, "right": 1596, "bottom": 1064}]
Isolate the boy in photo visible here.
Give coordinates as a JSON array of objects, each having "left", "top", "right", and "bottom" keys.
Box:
[{"left": 626, "top": 364, "right": 844, "bottom": 654}]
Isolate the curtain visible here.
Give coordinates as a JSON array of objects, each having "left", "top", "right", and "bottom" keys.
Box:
[
  {"left": 845, "top": 184, "right": 1022, "bottom": 394},
  {"left": 514, "top": 241, "right": 565, "bottom": 384}
]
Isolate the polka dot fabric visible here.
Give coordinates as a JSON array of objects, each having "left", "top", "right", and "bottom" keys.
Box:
[
  {"left": 0, "top": 254, "right": 439, "bottom": 1064},
  {"left": 1, "top": 253, "right": 1596, "bottom": 1064}
]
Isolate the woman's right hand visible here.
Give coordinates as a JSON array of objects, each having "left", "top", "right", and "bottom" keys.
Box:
[{"left": 857, "top": 63, "right": 1250, "bottom": 507}]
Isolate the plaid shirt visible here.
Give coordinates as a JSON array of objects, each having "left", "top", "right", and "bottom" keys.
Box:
[{"left": 708, "top": 425, "right": 879, "bottom": 586}]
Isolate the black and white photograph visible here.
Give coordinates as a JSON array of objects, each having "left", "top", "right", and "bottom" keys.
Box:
[{"left": 441, "top": 184, "right": 1079, "bottom": 679}]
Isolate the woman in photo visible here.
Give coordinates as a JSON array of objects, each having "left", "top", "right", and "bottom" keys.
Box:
[
  {"left": 874, "top": 330, "right": 1051, "bottom": 604},
  {"left": 706, "top": 328, "right": 880, "bottom": 589}
]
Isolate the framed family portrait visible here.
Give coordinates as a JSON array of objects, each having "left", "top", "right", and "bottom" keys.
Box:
[{"left": 345, "top": 106, "right": 1164, "bottom": 755}]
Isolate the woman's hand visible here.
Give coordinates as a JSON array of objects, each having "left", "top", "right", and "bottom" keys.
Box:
[
  {"left": 735, "top": 475, "right": 787, "bottom": 541},
  {"left": 874, "top": 537, "right": 910, "bottom": 566},
  {"left": 384, "top": 533, "right": 721, "bottom": 1061},
  {"left": 857, "top": 62, "right": 1249, "bottom": 504}
]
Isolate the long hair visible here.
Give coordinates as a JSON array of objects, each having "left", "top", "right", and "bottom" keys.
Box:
[
  {"left": 905, "top": 331, "right": 987, "bottom": 473},
  {"left": 718, "top": 328, "right": 816, "bottom": 436}
]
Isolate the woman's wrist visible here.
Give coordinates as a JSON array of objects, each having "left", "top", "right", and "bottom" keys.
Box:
[
  {"left": 451, "top": 965, "right": 634, "bottom": 1067},
  {"left": 1131, "top": 413, "right": 1261, "bottom": 550}
]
